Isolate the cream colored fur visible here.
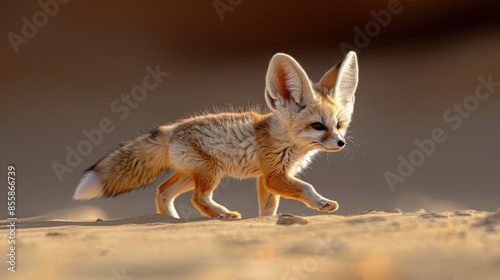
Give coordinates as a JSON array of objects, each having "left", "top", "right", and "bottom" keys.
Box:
[{"left": 74, "top": 52, "right": 359, "bottom": 219}]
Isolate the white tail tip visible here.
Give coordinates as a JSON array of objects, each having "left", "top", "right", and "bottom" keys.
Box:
[{"left": 73, "top": 171, "right": 104, "bottom": 200}]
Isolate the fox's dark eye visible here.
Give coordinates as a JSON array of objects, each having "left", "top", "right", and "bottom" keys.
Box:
[
  {"left": 311, "top": 122, "right": 326, "bottom": 130},
  {"left": 336, "top": 122, "right": 342, "bottom": 129}
]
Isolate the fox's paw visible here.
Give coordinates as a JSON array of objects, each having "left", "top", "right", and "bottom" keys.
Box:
[
  {"left": 318, "top": 200, "right": 339, "bottom": 212},
  {"left": 218, "top": 211, "right": 242, "bottom": 219}
]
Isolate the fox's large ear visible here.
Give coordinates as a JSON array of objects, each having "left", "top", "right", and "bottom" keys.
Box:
[
  {"left": 265, "top": 53, "right": 315, "bottom": 113},
  {"left": 319, "top": 51, "right": 358, "bottom": 106}
]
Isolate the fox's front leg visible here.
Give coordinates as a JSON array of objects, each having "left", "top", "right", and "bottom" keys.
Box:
[
  {"left": 257, "top": 176, "right": 280, "bottom": 216},
  {"left": 264, "top": 173, "right": 339, "bottom": 212}
]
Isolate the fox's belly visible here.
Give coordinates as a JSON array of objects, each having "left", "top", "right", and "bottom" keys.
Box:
[
  {"left": 221, "top": 159, "right": 261, "bottom": 178},
  {"left": 217, "top": 147, "right": 262, "bottom": 178},
  {"left": 168, "top": 134, "right": 261, "bottom": 178},
  {"left": 167, "top": 114, "right": 263, "bottom": 178}
]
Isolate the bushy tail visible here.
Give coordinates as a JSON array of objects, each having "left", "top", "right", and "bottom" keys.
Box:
[{"left": 73, "top": 126, "right": 171, "bottom": 200}]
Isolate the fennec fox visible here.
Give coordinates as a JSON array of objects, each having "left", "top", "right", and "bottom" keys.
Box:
[{"left": 74, "top": 52, "right": 359, "bottom": 219}]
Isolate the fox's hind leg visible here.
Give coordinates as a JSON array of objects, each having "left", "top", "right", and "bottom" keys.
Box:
[
  {"left": 257, "top": 176, "right": 280, "bottom": 216},
  {"left": 191, "top": 174, "right": 241, "bottom": 219},
  {"left": 156, "top": 171, "right": 194, "bottom": 218}
]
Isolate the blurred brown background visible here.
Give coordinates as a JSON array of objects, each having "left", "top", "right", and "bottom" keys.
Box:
[{"left": 1, "top": 0, "right": 499, "bottom": 219}]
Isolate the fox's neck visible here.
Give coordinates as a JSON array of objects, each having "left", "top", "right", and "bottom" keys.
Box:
[
  {"left": 259, "top": 113, "right": 317, "bottom": 175},
  {"left": 267, "top": 114, "right": 294, "bottom": 144}
]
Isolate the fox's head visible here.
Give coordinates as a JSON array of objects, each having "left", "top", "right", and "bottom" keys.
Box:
[{"left": 265, "top": 51, "right": 358, "bottom": 152}]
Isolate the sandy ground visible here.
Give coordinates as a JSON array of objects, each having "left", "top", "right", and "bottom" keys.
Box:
[{"left": 1, "top": 209, "right": 500, "bottom": 280}]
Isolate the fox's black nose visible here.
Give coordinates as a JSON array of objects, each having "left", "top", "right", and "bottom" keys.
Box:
[{"left": 337, "top": 140, "right": 345, "bottom": 147}]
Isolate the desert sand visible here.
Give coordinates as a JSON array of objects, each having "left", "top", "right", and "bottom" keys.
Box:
[{"left": 1, "top": 209, "right": 499, "bottom": 280}]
